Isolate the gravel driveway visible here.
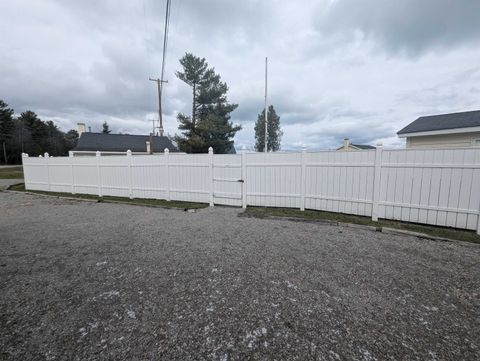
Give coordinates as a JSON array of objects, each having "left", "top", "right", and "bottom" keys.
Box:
[{"left": 1, "top": 191, "right": 479, "bottom": 360}]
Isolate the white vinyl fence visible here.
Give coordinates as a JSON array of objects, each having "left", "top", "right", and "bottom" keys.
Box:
[{"left": 22, "top": 147, "right": 480, "bottom": 234}]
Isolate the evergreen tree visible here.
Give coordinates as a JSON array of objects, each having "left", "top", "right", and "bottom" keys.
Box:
[
  {"left": 102, "top": 121, "right": 111, "bottom": 134},
  {"left": 0, "top": 100, "right": 15, "bottom": 163},
  {"left": 65, "top": 129, "right": 79, "bottom": 149},
  {"left": 175, "top": 53, "right": 241, "bottom": 153},
  {"left": 254, "top": 105, "right": 282, "bottom": 152},
  {"left": 0, "top": 101, "right": 79, "bottom": 163}
]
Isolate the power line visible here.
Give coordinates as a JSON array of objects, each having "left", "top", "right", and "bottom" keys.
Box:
[{"left": 149, "top": 0, "right": 172, "bottom": 137}]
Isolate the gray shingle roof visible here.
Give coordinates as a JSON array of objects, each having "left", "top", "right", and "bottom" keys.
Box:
[
  {"left": 397, "top": 110, "right": 480, "bottom": 135},
  {"left": 351, "top": 144, "right": 376, "bottom": 150},
  {"left": 73, "top": 133, "right": 178, "bottom": 152}
]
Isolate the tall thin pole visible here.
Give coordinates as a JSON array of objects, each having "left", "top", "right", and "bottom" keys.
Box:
[
  {"left": 264, "top": 57, "right": 268, "bottom": 153},
  {"left": 149, "top": 77, "right": 167, "bottom": 136},
  {"left": 158, "top": 0, "right": 171, "bottom": 136},
  {"left": 149, "top": 0, "right": 171, "bottom": 137}
]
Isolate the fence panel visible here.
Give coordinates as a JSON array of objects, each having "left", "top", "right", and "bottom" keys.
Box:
[
  {"left": 377, "top": 148, "right": 480, "bottom": 230},
  {"left": 246, "top": 152, "right": 302, "bottom": 208},
  {"left": 305, "top": 150, "right": 375, "bottom": 217},
  {"left": 168, "top": 153, "right": 210, "bottom": 203},
  {"left": 130, "top": 154, "right": 167, "bottom": 200},
  {"left": 21, "top": 147, "right": 480, "bottom": 233}
]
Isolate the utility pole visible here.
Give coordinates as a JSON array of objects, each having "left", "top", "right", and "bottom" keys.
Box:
[
  {"left": 148, "top": 0, "right": 171, "bottom": 138},
  {"left": 264, "top": 57, "right": 268, "bottom": 153},
  {"left": 149, "top": 77, "right": 167, "bottom": 136}
]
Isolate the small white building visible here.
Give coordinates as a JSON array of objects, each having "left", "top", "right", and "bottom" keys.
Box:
[{"left": 398, "top": 110, "right": 480, "bottom": 148}]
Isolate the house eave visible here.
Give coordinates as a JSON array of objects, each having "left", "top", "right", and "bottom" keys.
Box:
[{"left": 398, "top": 126, "right": 480, "bottom": 138}]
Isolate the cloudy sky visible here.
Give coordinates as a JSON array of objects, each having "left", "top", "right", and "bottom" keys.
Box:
[{"left": 2, "top": 0, "right": 480, "bottom": 150}]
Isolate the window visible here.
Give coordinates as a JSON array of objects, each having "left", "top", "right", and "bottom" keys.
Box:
[{"left": 473, "top": 139, "right": 480, "bottom": 147}]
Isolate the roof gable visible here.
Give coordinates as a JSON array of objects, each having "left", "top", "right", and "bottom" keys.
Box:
[
  {"left": 398, "top": 110, "right": 480, "bottom": 135},
  {"left": 73, "top": 133, "right": 178, "bottom": 152}
]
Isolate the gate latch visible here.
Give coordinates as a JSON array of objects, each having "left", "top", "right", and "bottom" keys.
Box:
[{"left": 237, "top": 179, "right": 244, "bottom": 183}]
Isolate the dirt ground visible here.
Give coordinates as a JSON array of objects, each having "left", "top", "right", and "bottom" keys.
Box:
[{"left": 1, "top": 191, "right": 479, "bottom": 360}]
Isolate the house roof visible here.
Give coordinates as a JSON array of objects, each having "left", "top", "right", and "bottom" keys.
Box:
[
  {"left": 73, "top": 133, "right": 178, "bottom": 153},
  {"left": 397, "top": 110, "right": 480, "bottom": 135},
  {"left": 350, "top": 144, "right": 376, "bottom": 150}
]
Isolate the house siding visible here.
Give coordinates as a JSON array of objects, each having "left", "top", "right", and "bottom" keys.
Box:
[{"left": 406, "top": 132, "right": 480, "bottom": 149}]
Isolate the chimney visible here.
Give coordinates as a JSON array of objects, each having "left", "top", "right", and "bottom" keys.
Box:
[
  {"left": 343, "top": 138, "right": 350, "bottom": 150},
  {"left": 148, "top": 133, "right": 155, "bottom": 154},
  {"left": 77, "top": 123, "right": 86, "bottom": 135}
]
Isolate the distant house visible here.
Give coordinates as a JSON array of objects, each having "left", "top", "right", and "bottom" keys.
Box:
[
  {"left": 337, "top": 138, "right": 376, "bottom": 151},
  {"left": 397, "top": 110, "right": 480, "bottom": 148},
  {"left": 72, "top": 128, "right": 178, "bottom": 155}
]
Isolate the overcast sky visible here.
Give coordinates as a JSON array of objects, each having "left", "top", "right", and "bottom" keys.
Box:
[{"left": 2, "top": 0, "right": 480, "bottom": 150}]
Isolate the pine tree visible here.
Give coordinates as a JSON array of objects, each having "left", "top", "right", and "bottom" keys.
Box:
[
  {"left": 0, "top": 100, "right": 15, "bottom": 163},
  {"left": 175, "top": 53, "right": 241, "bottom": 153},
  {"left": 254, "top": 105, "right": 282, "bottom": 152},
  {"left": 102, "top": 121, "right": 111, "bottom": 134}
]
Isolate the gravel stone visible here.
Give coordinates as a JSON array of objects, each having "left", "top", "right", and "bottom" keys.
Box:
[{"left": 1, "top": 191, "right": 479, "bottom": 360}]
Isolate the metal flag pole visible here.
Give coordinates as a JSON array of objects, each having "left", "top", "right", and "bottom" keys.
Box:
[{"left": 264, "top": 57, "right": 268, "bottom": 153}]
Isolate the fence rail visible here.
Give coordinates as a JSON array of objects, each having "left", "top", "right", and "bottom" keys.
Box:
[{"left": 22, "top": 146, "right": 480, "bottom": 234}]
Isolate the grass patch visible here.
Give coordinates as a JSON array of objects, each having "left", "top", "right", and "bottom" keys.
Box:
[
  {"left": 8, "top": 183, "right": 208, "bottom": 209},
  {"left": 244, "top": 206, "right": 480, "bottom": 244},
  {"left": 0, "top": 166, "right": 24, "bottom": 179}
]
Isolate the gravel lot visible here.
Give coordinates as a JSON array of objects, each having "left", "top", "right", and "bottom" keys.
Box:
[{"left": 1, "top": 191, "right": 479, "bottom": 360}]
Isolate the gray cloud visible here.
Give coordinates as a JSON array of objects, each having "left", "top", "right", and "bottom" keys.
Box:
[
  {"left": 1, "top": 0, "right": 480, "bottom": 150},
  {"left": 314, "top": 0, "right": 480, "bottom": 56},
  {"left": 317, "top": 0, "right": 480, "bottom": 55}
]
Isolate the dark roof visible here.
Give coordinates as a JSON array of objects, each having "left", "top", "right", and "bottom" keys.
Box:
[
  {"left": 351, "top": 144, "right": 376, "bottom": 150},
  {"left": 397, "top": 110, "right": 480, "bottom": 135},
  {"left": 73, "top": 133, "right": 178, "bottom": 152}
]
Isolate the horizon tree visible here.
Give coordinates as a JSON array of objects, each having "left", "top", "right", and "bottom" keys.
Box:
[
  {"left": 254, "top": 105, "right": 282, "bottom": 152},
  {"left": 0, "top": 100, "right": 15, "bottom": 163},
  {"left": 102, "top": 121, "right": 111, "bottom": 134}
]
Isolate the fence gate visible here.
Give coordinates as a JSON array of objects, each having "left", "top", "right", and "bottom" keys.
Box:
[{"left": 213, "top": 154, "right": 243, "bottom": 206}]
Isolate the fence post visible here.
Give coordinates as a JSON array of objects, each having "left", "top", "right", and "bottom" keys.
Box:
[
  {"left": 44, "top": 152, "right": 50, "bottom": 191},
  {"left": 371, "top": 143, "right": 383, "bottom": 221},
  {"left": 164, "top": 148, "right": 170, "bottom": 201},
  {"left": 22, "top": 153, "right": 28, "bottom": 187},
  {"left": 69, "top": 151, "right": 75, "bottom": 194},
  {"left": 241, "top": 146, "right": 247, "bottom": 209},
  {"left": 209, "top": 147, "right": 214, "bottom": 207},
  {"left": 96, "top": 151, "right": 102, "bottom": 197},
  {"left": 477, "top": 211, "right": 480, "bottom": 235},
  {"left": 476, "top": 194, "right": 480, "bottom": 235},
  {"left": 127, "top": 149, "right": 133, "bottom": 199},
  {"left": 300, "top": 146, "right": 307, "bottom": 211}
]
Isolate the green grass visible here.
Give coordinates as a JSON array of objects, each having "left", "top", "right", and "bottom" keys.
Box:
[
  {"left": 0, "top": 166, "right": 24, "bottom": 179},
  {"left": 8, "top": 183, "right": 208, "bottom": 209},
  {"left": 244, "top": 206, "right": 480, "bottom": 244}
]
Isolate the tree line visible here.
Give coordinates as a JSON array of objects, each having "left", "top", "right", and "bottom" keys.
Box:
[{"left": 0, "top": 100, "right": 79, "bottom": 164}]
